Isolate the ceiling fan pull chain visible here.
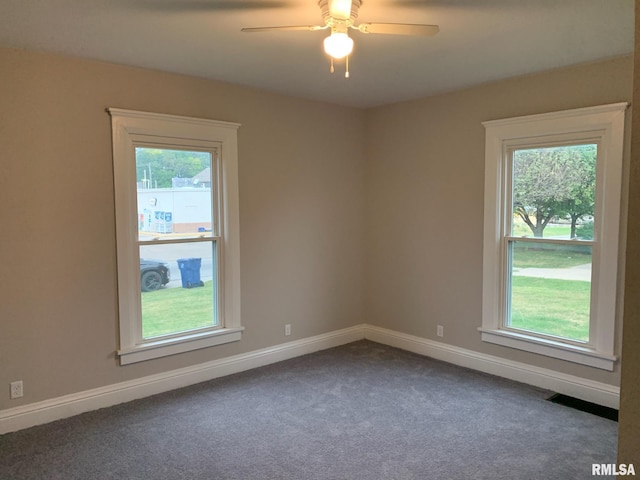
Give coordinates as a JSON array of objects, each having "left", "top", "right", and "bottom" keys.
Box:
[
  {"left": 345, "top": 55, "right": 350, "bottom": 78},
  {"left": 330, "top": 57, "right": 335, "bottom": 74}
]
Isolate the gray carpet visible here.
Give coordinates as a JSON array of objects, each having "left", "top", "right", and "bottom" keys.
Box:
[{"left": 0, "top": 341, "right": 617, "bottom": 479}]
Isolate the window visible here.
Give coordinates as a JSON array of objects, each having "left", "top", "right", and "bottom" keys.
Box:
[
  {"left": 109, "top": 109, "right": 242, "bottom": 365},
  {"left": 480, "top": 103, "right": 627, "bottom": 371}
]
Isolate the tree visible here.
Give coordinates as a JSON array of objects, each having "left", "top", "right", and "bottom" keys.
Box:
[
  {"left": 557, "top": 145, "right": 596, "bottom": 238},
  {"left": 512, "top": 144, "right": 596, "bottom": 238},
  {"left": 135, "top": 148, "right": 210, "bottom": 188}
]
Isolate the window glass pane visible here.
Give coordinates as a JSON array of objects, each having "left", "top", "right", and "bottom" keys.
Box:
[
  {"left": 508, "top": 241, "right": 591, "bottom": 342},
  {"left": 511, "top": 144, "right": 596, "bottom": 240},
  {"left": 136, "top": 148, "right": 214, "bottom": 240},
  {"left": 139, "top": 241, "right": 218, "bottom": 339}
]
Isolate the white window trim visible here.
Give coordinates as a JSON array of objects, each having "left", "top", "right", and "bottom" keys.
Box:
[
  {"left": 480, "top": 103, "right": 627, "bottom": 371},
  {"left": 108, "top": 108, "right": 242, "bottom": 365}
]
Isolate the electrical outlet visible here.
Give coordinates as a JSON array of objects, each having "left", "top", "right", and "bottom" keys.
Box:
[
  {"left": 10, "top": 381, "right": 23, "bottom": 399},
  {"left": 285, "top": 324, "right": 292, "bottom": 336},
  {"left": 437, "top": 325, "right": 444, "bottom": 338}
]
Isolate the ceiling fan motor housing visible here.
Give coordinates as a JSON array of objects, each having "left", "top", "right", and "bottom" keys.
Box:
[{"left": 318, "top": 0, "right": 362, "bottom": 27}]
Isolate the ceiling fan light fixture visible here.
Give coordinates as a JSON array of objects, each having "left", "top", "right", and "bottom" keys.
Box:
[
  {"left": 241, "top": 0, "right": 438, "bottom": 78},
  {"left": 323, "top": 32, "right": 353, "bottom": 59}
]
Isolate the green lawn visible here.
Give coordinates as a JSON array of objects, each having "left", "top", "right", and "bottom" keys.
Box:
[
  {"left": 512, "top": 244, "right": 591, "bottom": 269},
  {"left": 509, "top": 276, "right": 590, "bottom": 342},
  {"left": 141, "top": 281, "right": 216, "bottom": 339}
]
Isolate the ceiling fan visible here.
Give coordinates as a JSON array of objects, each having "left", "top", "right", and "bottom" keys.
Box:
[{"left": 241, "top": 0, "right": 439, "bottom": 77}]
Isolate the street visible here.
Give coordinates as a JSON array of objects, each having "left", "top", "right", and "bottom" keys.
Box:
[{"left": 140, "top": 242, "right": 215, "bottom": 288}]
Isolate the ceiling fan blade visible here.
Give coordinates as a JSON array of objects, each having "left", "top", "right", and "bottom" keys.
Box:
[
  {"left": 329, "top": 0, "right": 353, "bottom": 19},
  {"left": 131, "top": 0, "right": 294, "bottom": 12},
  {"left": 206, "top": 0, "right": 292, "bottom": 9},
  {"left": 241, "top": 25, "right": 326, "bottom": 33},
  {"left": 390, "top": 0, "right": 524, "bottom": 9},
  {"left": 356, "top": 23, "right": 440, "bottom": 36}
]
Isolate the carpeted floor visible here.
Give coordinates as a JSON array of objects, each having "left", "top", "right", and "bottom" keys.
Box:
[{"left": 0, "top": 340, "right": 617, "bottom": 479}]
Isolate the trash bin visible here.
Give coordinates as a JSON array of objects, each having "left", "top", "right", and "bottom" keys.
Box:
[{"left": 177, "top": 258, "right": 204, "bottom": 288}]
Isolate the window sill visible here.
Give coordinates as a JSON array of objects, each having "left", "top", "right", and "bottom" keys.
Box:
[
  {"left": 478, "top": 328, "right": 616, "bottom": 371},
  {"left": 118, "top": 327, "right": 244, "bottom": 365}
]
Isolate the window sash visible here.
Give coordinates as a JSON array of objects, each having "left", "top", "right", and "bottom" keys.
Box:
[
  {"left": 137, "top": 236, "right": 222, "bottom": 344},
  {"left": 501, "top": 237, "right": 595, "bottom": 347},
  {"left": 133, "top": 144, "right": 223, "bottom": 343},
  {"left": 502, "top": 142, "right": 599, "bottom": 346}
]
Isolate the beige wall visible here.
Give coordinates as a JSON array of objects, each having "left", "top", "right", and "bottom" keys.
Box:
[
  {"left": 0, "top": 47, "right": 366, "bottom": 410},
  {"left": 365, "top": 56, "right": 633, "bottom": 385},
  {"left": 617, "top": 2, "right": 640, "bottom": 464},
  {"left": 1, "top": 44, "right": 636, "bottom": 421}
]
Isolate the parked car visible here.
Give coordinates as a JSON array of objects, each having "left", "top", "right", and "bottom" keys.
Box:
[{"left": 140, "top": 259, "right": 170, "bottom": 292}]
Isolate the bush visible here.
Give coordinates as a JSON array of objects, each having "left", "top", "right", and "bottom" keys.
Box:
[{"left": 576, "top": 221, "right": 594, "bottom": 240}]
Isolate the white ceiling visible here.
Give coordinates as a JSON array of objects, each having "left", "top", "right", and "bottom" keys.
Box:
[{"left": 0, "top": 0, "right": 634, "bottom": 108}]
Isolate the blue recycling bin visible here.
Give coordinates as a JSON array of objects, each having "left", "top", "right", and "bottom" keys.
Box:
[{"left": 177, "top": 258, "right": 204, "bottom": 288}]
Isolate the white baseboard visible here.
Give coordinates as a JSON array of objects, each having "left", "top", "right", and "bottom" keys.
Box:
[
  {"left": 0, "top": 323, "right": 619, "bottom": 434},
  {"left": 364, "top": 325, "right": 620, "bottom": 409},
  {"left": 0, "top": 325, "right": 366, "bottom": 435}
]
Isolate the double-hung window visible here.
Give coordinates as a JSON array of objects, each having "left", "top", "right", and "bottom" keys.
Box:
[
  {"left": 480, "top": 103, "right": 627, "bottom": 371},
  {"left": 109, "top": 109, "right": 242, "bottom": 365}
]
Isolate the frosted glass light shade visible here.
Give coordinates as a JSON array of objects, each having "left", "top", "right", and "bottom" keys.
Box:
[{"left": 323, "top": 32, "right": 353, "bottom": 59}]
